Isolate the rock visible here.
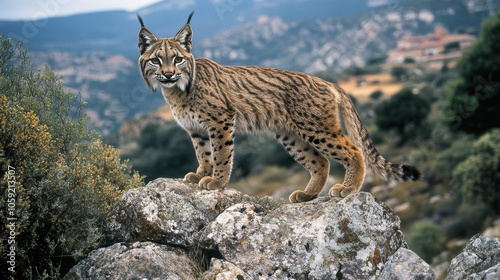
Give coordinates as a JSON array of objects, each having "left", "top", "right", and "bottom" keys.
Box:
[
  {"left": 202, "top": 259, "right": 253, "bottom": 280},
  {"left": 67, "top": 179, "right": 435, "bottom": 280},
  {"left": 64, "top": 242, "right": 198, "bottom": 280},
  {"left": 445, "top": 235, "right": 500, "bottom": 280},
  {"left": 106, "top": 178, "right": 244, "bottom": 246},
  {"left": 200, "top": 192, "right": 416, "bottom": 279},
  {"left": 377, "top": 248, "right": 435, "bottom": 280}
]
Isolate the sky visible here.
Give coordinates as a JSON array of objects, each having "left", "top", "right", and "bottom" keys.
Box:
[
  {"left": 0, "top": 0, "right": 163, "bottom": 20},
  {"left": 0, "top": 0, "right": 391, "bottom": 21}
]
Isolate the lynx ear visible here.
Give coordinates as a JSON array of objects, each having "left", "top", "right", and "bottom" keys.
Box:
[
  {"left": 137, "top": 15, "right": 157, "bottom": 55},
  {"left": 174, "top": 12, "right": 194, "bottom": 53}
]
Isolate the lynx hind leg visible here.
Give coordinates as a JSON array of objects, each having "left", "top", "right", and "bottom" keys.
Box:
[
  {"left": 276, "top": 133, "right": 330, "bottom": 203},
  {"left": 305, "top": 131, "right": 365, "bottom": 198}
]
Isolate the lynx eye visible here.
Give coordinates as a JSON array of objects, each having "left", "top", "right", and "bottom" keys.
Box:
[
  {"left": 150, "top": 57, "right": 161, "bottom": 64},
  {"left": 174, "top": 56, "right": 184, "bottom": 63}
]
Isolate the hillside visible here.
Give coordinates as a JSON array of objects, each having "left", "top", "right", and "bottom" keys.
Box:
[
  {"left": 0, "top": 0, "right": 374, "bottom": 55},
  {"left": 195, "top": 0, "right": 497, "bottom": 73},
  {"left": 6, "top": 0, "right": 497, "bottom": 135}
]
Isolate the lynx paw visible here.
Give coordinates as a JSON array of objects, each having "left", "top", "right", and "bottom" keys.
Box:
[
  {"left": 184, "top": 172, "right": 201, "bottom": 184},
  {"left": 289, "top": 190, "right": 317, "bottom": 203},
  {"left": 329, "top": 184, "right": 356, "bottom": 198},
  {"left": 199, "top": 176, "right": 224, "bottom": 190}
]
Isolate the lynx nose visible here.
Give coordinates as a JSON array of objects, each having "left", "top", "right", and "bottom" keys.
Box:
[{"left": 163, "top": 70, "right": 175, "bottom": 79}]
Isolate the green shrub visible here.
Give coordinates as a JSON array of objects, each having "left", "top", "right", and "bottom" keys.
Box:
[
  {"left": 0, "top": 36, "right": 143, "bottom": 279},
  {"left": 366, "top": 56, "right": 387, "bottom": 65},
  {"left": 390, "top": 66, "right": 408, "bottom": 81},
  {"left": 233, "top": 135, "right": 296, "bottom": 180},
  {"left": 434, "top": 134, "right": 474, "bottom": 181},
  {"left": 374, "top": 87, "right": 431, "bottom": 144},
  {"left": 452, "top": 129, "right": 500, "bottom": 213},
  {"left": 130, "top": 121, "right": 197, "bottom": 181},
  {"left": 407, "top": 221, "right": 442, "bottom": 263},
  {"left": 369, "top": 90, "right": 383, "bottom": 100},
  {"left": 418, "top": 85, "right": 439, "bottom": 103}
]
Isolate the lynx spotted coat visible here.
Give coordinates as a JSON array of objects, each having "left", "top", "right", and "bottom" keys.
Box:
[{"left": 137, "top": 13, "right": 420, "bottom": 203}]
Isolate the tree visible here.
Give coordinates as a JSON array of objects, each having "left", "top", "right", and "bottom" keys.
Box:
[
  {"left": 390, "top": 66, "right": 408, "bottom": 81},
  {"left": 444, "top": 11, "right": 500, "bottom": 134},
  {"left": 366, "top": 56, "right": 387, "bottom": 66},
  {"left": 369, "top": 90, "right": 383, "bottom": 100},
  {"left": 452, "top": 129, "right": 500, "bottom": 213},
  {"left": 407, "top": 221, "right": 441, "bottom": 263},
  {"left": 374, "top": 87, "right": 431, "bottom": 143}
]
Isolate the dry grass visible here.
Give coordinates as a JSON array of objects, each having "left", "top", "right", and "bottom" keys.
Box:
[{"left": 338, "top": 73, "right": 404, "bottom": 102}]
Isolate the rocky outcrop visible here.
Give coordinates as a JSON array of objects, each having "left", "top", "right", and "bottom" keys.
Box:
[
  {"left": 199, "top": 194, "right": 409, "bottom": 279},
  {"left": 378, "top": 248, "right": 435, "bottom": 279},
  {"left": 65, "top": 178, "right": 436, "bottom": 280},
  {"left": 64, "top": 242, "right": 199, "bottom": 279},
  {"left": 105, "top": 178, "right": 245, "bottom": 247},
  {"left": 203, "top": 259, "right": 253, "bottom": 280},
  {"left": 445, "top": 235, "right": 500, "bottom": 280}
]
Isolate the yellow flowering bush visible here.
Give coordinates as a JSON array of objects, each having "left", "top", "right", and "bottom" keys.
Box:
[{"left": 0, "top": 36, "right": 144, "bottom": 279}]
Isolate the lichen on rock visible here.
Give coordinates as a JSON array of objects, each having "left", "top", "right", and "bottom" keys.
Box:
[
  {"left": 67, "top": 178, "right": 443, "bottom": 280},
  {"left": 202, "top": 259, "right": 253, "bottom": 280},
  {"left": 64, "top": 242, "right": 198, "bottom": 280},
  {"left": 377, "top": 248, "right": 435, "bottom": 280},
  {"left": 445, "top": 235, "right": 500, "bottom": 280},
  {"left": 199, "top": 192, "right": 409, "bottom": 279},
  {"left": 105, "top": 178, "right": 244, "bottom": 246}
]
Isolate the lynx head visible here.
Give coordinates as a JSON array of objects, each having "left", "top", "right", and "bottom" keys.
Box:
[{"left": 138, "top": 12, "right": 195, "bottom": 93}]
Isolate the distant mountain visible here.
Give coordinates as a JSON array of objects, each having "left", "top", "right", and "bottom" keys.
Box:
[
  {"left": 0, "top": 0, "right": 375, "bottom": 55},
  {"left": 195, "top": 0, "right": 499, "bottom": 73},
  {"left": 2, "top": 0, "right": 497, "bottom": 135}
]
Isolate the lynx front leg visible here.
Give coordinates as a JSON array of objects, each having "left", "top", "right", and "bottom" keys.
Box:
[
  {"left": 199, "top": 119, "right": 235, "bottom": 190},
  {"left": 184, "top": 131, "right": 213, "bottom": 184}
]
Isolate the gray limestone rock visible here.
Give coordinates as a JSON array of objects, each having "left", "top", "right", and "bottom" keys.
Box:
[
  {"left": 202, "top": 259, "right": 253, "bottom": 280},
  {"left": 445, "top": 235, "right": 500, "bottom": 280},
  {"left": 67, "top": 179, "right": 437, "bottom": 280},
  {"left": 200, "top": 192, "right": 414, "bottom": 280},
  {"left": 64, "top": 242, "right": 198, "bottom": 280},
  {"left": 377, "top": 248, "right": 435, "bottom": 280},
  {"left": 106, "top": 178, "right": 243, "bottom": 246}
]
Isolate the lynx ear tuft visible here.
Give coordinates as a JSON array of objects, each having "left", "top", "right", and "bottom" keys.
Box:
[
  {"left": 137, "top": 14, "right": 145, "bottom": 28},
  {"left": 187, "top": 11, "right": 194, "bottom": 24}
]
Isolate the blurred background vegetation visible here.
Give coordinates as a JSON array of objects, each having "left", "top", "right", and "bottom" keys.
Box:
[{"left": 0, "top": 7, "right": 499, "bottom": 280}]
